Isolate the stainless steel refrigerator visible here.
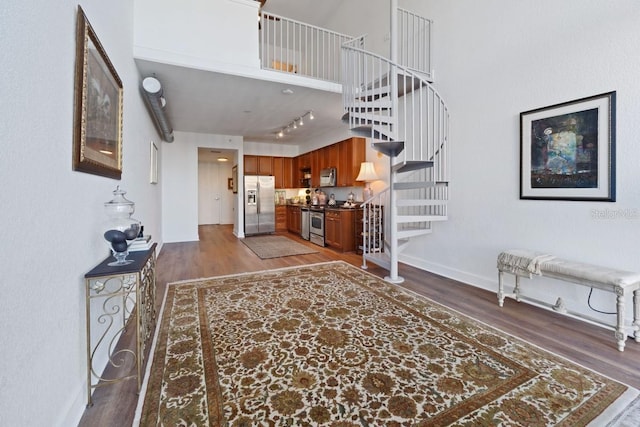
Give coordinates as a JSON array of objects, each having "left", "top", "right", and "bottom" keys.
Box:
[{"left": 244, "top": 175, "right": 275, "bottom": 235}]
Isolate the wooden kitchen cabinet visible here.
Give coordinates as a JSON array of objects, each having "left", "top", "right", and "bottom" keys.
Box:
[
  {"left": 275, "top": 205, "right": 287, "bottom": 231},
  {"left": 327, "top": 143, "right": 339, "bottom": 169},
  {"left": 325, "top": 209, "right": 355, "bottom": 252},
  {"left": 244, "top": 155, "right": 258, "bottom": 175},
  {"left": 338, "top": 137, "right": 366, "bottom": 187},
  {"left": 315, "top": 144, "right": 338, "bottom": 174},
  {"left": 272, "top": 157, "right": 284, "bottom": 188},
  {"left": 297, "top": 152, "right": 311, "bottom": 170},
  {"left": 267, "top": 156, "right": 296, "bottom": 188},
  {"left": 311, "top": 149, "right": 321, "bottom": 187},
  {"left": 294, "top": 136, "right": 365, "bottom": 188},
  {"left": 283, "top": 157, "right": 295, "bottom": 188},
  {"left": 287, "top": 205, "right": 301, "bottom": 234},
  {"left": 244, "top": 155, "right": 272, "bottom": 176},
  {"left": 295, "top": 153, "right": 311, "bottom": 188},
  {"left": 258, "top": 156, "right": 273, "bottom": 175}
]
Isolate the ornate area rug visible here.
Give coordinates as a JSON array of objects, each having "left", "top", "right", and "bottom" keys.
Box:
[
  {"left": 136, "top": 261, "right": 637, "bottom": 426},
  {"left": 241, "top": 235, "right": 318, "bottom": 259}
]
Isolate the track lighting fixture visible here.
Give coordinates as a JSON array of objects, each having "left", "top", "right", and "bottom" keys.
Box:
[{"left": 274, "top": 111, "right": 315, "bottom": 139}]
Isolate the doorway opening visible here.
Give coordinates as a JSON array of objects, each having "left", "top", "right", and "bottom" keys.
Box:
[{"left": 197, "top": 148, "right": 236, "bottom": 225}]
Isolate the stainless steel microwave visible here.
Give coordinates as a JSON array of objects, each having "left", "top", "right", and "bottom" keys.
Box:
[{"left": 319, "top": 167, "right": 337, "bottom": 187}]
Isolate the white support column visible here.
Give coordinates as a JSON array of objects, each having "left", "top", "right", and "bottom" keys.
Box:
[
  {"left": 385, "top": 0, "right": 403, "bottom": 284},
  {"left": 385, "top": 162, "right": 404, "bottom": 284}
]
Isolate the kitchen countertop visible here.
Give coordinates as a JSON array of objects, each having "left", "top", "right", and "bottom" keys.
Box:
[{"left": 286, "top": 203, "right": 362, "bottom": 211}]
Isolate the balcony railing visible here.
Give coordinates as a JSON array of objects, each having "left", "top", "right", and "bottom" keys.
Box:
[
  {"left": 259, "top": 11, "right": 356, "bottom": 83},
  {"left": 397, "top": 8, "right": 432, "bottom": 79}
]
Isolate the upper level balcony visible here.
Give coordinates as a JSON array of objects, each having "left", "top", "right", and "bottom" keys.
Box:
[
  {"left": 131, "top": 0, "right": 432, "bottom": 145},
  {"left": 133, "top": 0, "right": 431, "bottom": 91}
]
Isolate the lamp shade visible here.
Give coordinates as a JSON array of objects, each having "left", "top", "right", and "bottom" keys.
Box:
[{"left": 356, "top": 162, "right": 379, "bottom": 182}]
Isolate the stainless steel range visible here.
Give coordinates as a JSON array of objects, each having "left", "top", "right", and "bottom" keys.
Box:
[{"left": 309, "top": 208, "right": 325, "bottom": 246}]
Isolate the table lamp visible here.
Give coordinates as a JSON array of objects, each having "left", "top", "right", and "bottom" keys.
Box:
[{"left": 356, "top": 162, "right": 379, "bottom": 201}]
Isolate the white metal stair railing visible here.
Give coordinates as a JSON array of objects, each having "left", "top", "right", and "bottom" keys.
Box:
[
  {"left": 342, "top": 21, "right": 449, "bottom": 283},
  {"left": 259, "top": 11, "right": 356, "bottom": 83},
  {"left": 341, "top": 43, "right": 449, "bottom": 178},
  {"left": 397, "top": 7, "right": 433, "bottom": 81},
  {"left": 359, "top": 178, "right": 449, "bottom": 281},
  {"left": 359, "top": 190, "right": 388, "bottom": 270}
]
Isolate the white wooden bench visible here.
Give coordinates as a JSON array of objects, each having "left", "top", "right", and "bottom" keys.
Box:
[{"left": 497, "top": 249, "right": 640, "bottom": 351}]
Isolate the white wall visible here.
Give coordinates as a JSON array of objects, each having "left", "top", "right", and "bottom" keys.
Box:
[
  {"left": 0, "top": 1, "right": 162, "bottom": 425},
  {"left": 133, "top": 0, "right": 260, "bottom": 72},
  {"left": 322, "top": 0, "right": 391, "bottom": 60},
  {"left": 244, "top": 140, "right": 299, "bottom": 157},
  {"left": 163, "top": 131, "right": 244, "bottom": 241},
  {"left": 396, "top": 0, "right": 640, "bottom": 326}
]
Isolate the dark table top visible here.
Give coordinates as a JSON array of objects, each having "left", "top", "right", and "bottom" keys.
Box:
[{"left": 85, "top": 243, "right": 157, "bottom": 278}]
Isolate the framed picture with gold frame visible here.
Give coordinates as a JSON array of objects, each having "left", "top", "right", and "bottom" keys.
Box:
[{"left": 72, "top": 6, "right": 123, "bottom": 179}]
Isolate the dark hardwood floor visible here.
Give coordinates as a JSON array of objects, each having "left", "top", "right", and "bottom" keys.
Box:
[{"left": 79, "top": 224, "right": 640, "bottom": 426}]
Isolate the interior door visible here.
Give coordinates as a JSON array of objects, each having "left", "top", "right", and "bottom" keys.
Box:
[{"left": 198, "top": 160, "right": 233, "bottom": 225}]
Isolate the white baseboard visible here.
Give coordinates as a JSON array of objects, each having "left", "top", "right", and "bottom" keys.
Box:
[{"left": 400, "top": 253, "right": 497, "bottom": 292}]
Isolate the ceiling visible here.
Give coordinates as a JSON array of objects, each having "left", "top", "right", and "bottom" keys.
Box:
[
  {"left": 198, "top": 147, "right": 236, "bottom": 163},
  {"left": 136, "top": 0, "right": 349, "bottom": 147}
]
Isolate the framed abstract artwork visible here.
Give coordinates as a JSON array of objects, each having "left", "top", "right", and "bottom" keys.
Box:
[
  {"left": 520, "top": 91, "right": 616, "bottom": 201},
  {"left": 72, "top": 6, "right": 123, "bottom": 179}
]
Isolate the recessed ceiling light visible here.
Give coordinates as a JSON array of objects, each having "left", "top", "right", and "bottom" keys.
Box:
[
  {"left": 281, "top": 88, "right": 294, "bottom": 95},
  {"left": 217, "top": 157, "right": 228, "bottom": 162}
]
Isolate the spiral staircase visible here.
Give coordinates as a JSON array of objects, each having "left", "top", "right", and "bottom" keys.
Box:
[{"left": 341, "top": 8, "right": 450, "bottom": 283}]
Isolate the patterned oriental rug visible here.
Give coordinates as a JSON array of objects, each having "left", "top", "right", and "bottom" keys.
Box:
[
  {"left": 241, "top": 235, "right": 318, "bottom": 259},
  {"left": 136, "top": 261, "right": 638, "bottom": 426}
]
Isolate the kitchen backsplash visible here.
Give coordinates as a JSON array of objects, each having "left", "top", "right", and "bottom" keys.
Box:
[{"left": 277, "top": 187, "right": 364, "bottom": 204}]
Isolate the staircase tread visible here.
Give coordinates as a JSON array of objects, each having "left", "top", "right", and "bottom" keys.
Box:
[
  {"left": 397, "top": 228, "right": 432, "bottom": 239},
  {"left": 397, "top": 74, "right": 429, "bottom": 97},
  {"left": 348, "top": 99, "right": 392, "bottom": 108},
  {"left": 349, "top": 126, "right": 395, "bottom": 141},
  {"left": 396, "top": 199, "right": 448, "bottom": 206},
  {"left": 392, "top": 160, "right": 434, "bottom": 173},
  {"left": 394, "top": 181, "right": 448, "bottom": 189},
  {"left": 357, "top": 85, "right": 391, "bottom": 102},
  {"left": 373, "top": 141, "right": 405, "bottom": 157},
  {"left": 347, "top": 112, "right": 395, "bottom": 125},
  {"left": 397, "top": 214, "right": 448, "bottom": 222}
]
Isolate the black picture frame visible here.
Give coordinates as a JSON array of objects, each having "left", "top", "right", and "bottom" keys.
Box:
[{"left": 520, "top": 91, "right": 616, "bottom": 201}]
